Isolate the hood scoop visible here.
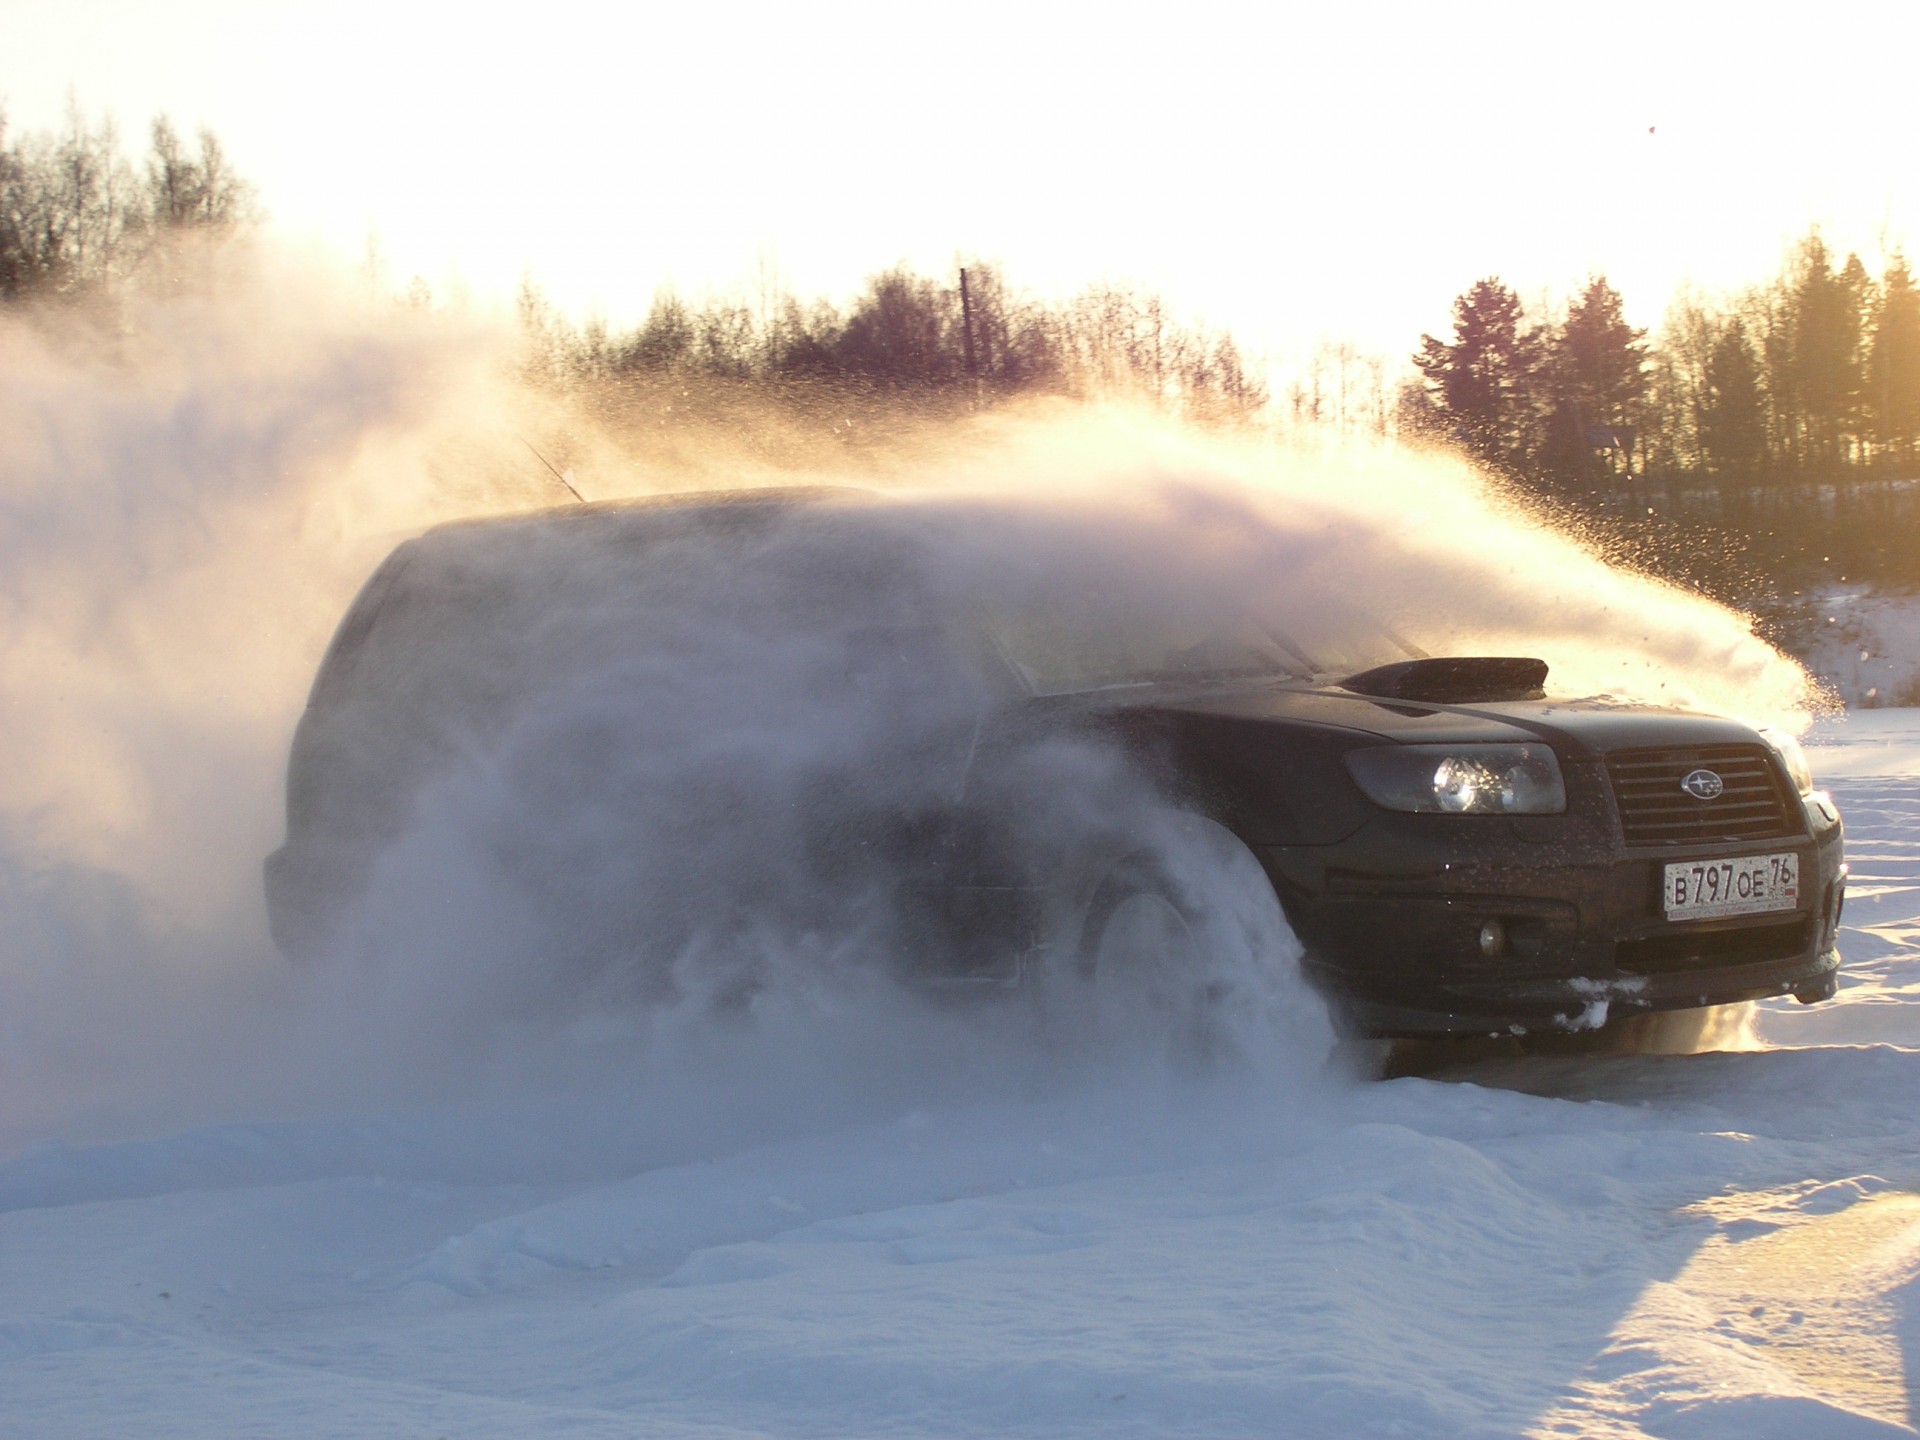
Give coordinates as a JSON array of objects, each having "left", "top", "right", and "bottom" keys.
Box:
[{"left": 1340, "top": 656, "right": 1548, "bottom": 704}]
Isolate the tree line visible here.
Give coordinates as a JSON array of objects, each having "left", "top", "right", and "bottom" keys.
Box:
[
  {"left": 0, "top": 104, "right": 1264, "bottom": 422},
  {"left": 8, "top": 100, "right": 1913, "bottom": 491},
  {"left": 1404, "top": 243, "right": 1920, "bottom": 601},
  {"left": 0, "top": 103, "right": 255, "bottom": 302},
  {"left": 9, "top": 101, "right": 1920, "bottom": 598},
  {"left": 1407, "top": 234, "right": 1920, "bottom": 493},
  {"left": 518, "top": 263, "right": 1269, "bottom": 423}
]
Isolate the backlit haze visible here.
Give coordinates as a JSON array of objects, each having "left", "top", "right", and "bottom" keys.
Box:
[{"left": 7, "top": 0, "right": 1916, "bottom": 361}]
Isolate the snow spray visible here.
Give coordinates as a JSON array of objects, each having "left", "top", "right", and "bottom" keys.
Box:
[{"left": 0, "top": 246, "right": 1822, "bottom": 1151}]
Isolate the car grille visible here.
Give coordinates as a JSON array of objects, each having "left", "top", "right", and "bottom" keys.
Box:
[
  {"left": 1605, "top": 743, "right": 1800, "bottom": 847},
  {"left": 1616, "top": 917, "right": 1812, "bottom": 975}
]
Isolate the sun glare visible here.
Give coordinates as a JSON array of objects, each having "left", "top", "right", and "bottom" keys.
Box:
[{"left": 9, "top": 1, "right": 1912, "bottom": 361}]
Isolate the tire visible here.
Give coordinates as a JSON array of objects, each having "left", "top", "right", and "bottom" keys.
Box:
[
  {"left": 1053, "top": 817, "right": 1330, "bottom": 1074},
  {"left": 1071, "top": 855, "right": 1226, "bottom": 1067}
]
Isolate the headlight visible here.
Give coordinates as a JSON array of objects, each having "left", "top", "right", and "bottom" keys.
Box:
[
  {"left": 1344, "top": 743, "right": 1567, "bottom": 815},
  {"left": 1755, "top": 726, "right": 1814, "bottom": 796}
]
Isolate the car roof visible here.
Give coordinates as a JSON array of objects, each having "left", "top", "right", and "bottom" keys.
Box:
[{"left": 414, "top": 484, "right": 883, "bottom": 547}]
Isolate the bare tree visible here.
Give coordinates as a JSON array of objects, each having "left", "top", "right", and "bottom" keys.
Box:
[
  {"left": 146, "top": 116, "right": 256, "bottom": 229},
  {"left": 0, "top": 102, "right": 257, "bottom": 305}
]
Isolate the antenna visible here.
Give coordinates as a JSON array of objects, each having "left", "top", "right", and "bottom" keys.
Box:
[{"left": 519, "top": 436, "right": 586, "bottom": 503}]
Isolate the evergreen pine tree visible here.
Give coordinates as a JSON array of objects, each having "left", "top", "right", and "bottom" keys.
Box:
[
  {"left": 1699, "top": 319, "right": 1769, "bottom": 478},
  {"left": 1412, "top": 278, "right": 1545, "bottom": 476},
  {"left": 1870, "top": 254, "right": 1920, "bottom": 466},
  {"left": 1541, "top": 276, "right": 1648, "bottom": 487}
]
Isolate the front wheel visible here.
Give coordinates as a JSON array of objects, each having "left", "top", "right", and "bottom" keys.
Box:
[
  {"left": 1051, "top": 817, "right": 1329, "bottom": 1074},
  {"left": 1076, "top": 861, "right": 1223, "bottom": 1066}
]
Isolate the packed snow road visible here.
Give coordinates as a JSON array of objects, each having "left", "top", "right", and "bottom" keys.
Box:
[{"left": 7, "top": 715, "right": 1920, "bottom": 1439}]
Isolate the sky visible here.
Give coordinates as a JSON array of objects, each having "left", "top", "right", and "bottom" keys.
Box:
[{"left": 5, "top": 0, "right": 1917, "bottom": 366}]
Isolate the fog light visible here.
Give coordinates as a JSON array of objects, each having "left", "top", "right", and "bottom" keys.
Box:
[{"left": 1478, "top": 919, "right": 1508, "bottom": 957}]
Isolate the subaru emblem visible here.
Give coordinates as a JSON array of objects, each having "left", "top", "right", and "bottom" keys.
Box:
[{"left": 1681, "top": 768, "right": 1724, "bottom": 800}]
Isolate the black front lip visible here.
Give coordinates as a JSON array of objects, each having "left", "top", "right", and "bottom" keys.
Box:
[{"left": 1327, "top": 946, "right": 1842, "bottom": 1038}]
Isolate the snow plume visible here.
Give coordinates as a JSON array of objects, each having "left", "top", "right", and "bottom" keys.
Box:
[
  {"left": 0, "top": 254, "right": 557, "bottom": 1143},
  {"left": 887, "top": 410, "right": 1823, "bottom": 728},
  {"left": 0, "top": 273, "right": 1340, "bottom": 1152},
  {"left": 0, "top": 257, "right": 1821, "bottom": 1154}
]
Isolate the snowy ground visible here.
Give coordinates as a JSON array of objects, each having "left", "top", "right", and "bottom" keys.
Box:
[{"left": 8, "top": 717, "right": 1920, "bottom": 1439}]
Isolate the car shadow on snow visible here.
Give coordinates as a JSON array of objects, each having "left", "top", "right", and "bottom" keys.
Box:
[{"left": 1375, "top": 1001, "right": 1766, "bottom": 1078}]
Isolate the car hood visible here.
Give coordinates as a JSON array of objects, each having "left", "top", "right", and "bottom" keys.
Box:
[{"left": 1103, "top": 681, "right": 1771, "bottom": 754}]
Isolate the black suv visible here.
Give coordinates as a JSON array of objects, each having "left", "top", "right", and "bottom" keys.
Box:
[{"left": 265, "top": 487, "right": 1845, "bottom": 1037}]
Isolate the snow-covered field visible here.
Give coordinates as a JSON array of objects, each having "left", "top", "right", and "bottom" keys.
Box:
[
  {"left": 2, "top": 715, "right": 1918, "bottom": 1439},
  {"left": 1798, "top": 589, "right": 1920, "bottom": 710}
]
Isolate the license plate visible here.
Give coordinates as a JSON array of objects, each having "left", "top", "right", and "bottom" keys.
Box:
[{"left": 1663, "top": 852, "right": 1799, "bottom": 921}]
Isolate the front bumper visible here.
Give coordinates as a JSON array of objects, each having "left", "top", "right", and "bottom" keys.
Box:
[{"left": 1263, "top": 799, "right": 1847, "bottom": 1038}]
